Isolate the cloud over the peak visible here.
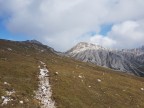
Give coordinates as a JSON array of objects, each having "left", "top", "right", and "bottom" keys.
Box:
[
  {"left": 90, "top": 20, "right": 144, "bottom": 49},
  {"left": 90, "top": 35, "right": 116, "bottom": 48},
  {"left": 0, "top": 0, "right": 144, "bottom": 51}
]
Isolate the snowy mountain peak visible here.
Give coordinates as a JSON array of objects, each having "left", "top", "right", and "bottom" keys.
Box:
[
  {"left": 77, "top": 42, "right": 102, "bottom": 49},
  {"left": 67, "top": 42, "right": 107, "bottom": 54}
]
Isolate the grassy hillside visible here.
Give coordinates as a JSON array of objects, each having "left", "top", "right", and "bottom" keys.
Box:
[{"left": 0, "top": 39, "right": 144, "bottom": 108}]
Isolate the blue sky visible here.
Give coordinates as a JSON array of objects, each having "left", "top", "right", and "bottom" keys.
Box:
[
  {"left": 0, "top": 0, "right": 144, "bottom": 51},
  {"left": 100, "top": 24, "right": 113, "bottom": 36},
  {"left": 0, "top": 17, "right": 31, "bottom": 41},
  {"left": 0, "top": 26, "right": 31, "bottom": 41}
]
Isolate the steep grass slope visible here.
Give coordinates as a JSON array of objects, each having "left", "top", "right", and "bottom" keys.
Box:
[{"left": 0, "top": 39, "right": 144, "bottom": 108}]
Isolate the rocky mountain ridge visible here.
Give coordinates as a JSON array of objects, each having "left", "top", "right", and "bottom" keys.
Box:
[{"left": 65, "top": 42, "right": 144, "bottom": 76}]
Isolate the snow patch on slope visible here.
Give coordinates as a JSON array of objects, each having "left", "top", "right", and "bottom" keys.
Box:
[{"left": 1, "top": 88, "right": 15, "bottom": 106}]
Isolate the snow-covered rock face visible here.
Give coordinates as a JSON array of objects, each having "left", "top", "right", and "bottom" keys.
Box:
[
  {"left": 67, "top": 42, "right": 110, "bottom": 54},
  {"left": 66, "top": 42, "right": 144, "bottom": 76}
]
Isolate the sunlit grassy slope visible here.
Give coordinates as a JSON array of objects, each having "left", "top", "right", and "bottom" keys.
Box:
[{"left": 0, "top": 39, "right": 144, "bottom": 108}]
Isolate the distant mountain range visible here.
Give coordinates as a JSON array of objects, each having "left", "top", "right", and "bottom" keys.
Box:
[{"left": 65, "top": 42, "right": 144, "bottom": 76}]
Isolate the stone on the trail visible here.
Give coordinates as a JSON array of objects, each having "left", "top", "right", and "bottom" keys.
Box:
[{"left": 55, "top": 72, "right": 59, "bottom": 75}]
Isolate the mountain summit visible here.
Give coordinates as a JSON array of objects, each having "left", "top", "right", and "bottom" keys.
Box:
[
  {"left": 25, "top": 40, "right": 43, "bottom": 45},
  {"left": 66, "top": 42, "right": 144, "bottom": 76},
  {"left": 67, "top": 42, "right": 107, "bottom": 54}
]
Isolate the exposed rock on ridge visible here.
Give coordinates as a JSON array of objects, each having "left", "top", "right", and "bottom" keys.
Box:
[{"left": 65, "top": 42, "right": 144, "bottom": 76}]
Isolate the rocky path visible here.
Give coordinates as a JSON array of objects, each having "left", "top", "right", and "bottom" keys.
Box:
[{"left": 35, "top": 61, "right": 56, "bottom": 108}]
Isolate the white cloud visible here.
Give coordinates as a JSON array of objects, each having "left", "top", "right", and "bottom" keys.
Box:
[
  {"left": 108, "top": 20, "right": 144, "bottom": 49},
  {"left": 90, "top": 35, "right": 116, "bottom": 48},
  {"left": 90, "top": 20, "right": 144, "bottom": 49},
  {"left": 0, "top": 0, "right": 144, "bottom": 51}
]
